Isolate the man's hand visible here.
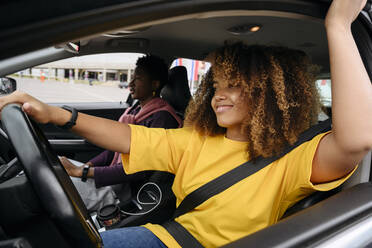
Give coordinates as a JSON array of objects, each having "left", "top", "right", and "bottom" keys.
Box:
[{"left": 60, "top": 156, "right": 83, "bottom": 178}]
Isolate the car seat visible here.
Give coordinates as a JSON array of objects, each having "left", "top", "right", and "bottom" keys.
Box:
[
  {"left": 106, "top": 66, "right": 191, "bottom": 229},
  {"left": 161, "top": 65, "right": 192, "bottom": 119}
]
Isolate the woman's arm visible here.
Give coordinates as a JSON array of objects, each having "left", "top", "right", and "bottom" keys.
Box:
[
  {"left": 311, "top": 0, "right": 372, "bottom": 183},
  {"left": 0, "top": 92, "right": 131, "bottom": 154}
]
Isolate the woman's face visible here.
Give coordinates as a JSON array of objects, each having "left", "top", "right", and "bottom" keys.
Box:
[
  {"left": 211, "top": 80, "right": 250, "bottom": 133},
  {"left": 128, "top": 67, "right": 154, "bottom": 102}
]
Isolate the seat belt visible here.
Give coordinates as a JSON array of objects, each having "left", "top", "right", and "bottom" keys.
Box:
[{"left": 162, "top": 119, "right": 332, "bottom": 248}]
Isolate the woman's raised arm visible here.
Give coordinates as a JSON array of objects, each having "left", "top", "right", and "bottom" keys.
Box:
[{"left": 311, "top": 0, "right": 372, "bottom": 183}]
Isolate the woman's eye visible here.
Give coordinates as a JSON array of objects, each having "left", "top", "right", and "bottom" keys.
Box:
[{"left": 228, "top": 84, "right": 240, "bottom": 89}]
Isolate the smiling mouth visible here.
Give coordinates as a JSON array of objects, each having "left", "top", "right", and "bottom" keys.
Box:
[{"left": 216, "top": 105, "right": 233, "bottom": 113}]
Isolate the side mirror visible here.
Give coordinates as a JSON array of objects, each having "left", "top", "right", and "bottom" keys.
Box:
[{"left": 0, "top": 77, "right": 17, "bottom": 95}]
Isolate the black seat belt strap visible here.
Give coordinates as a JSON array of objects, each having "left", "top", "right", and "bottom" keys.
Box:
[
  {"left": 174, "top": 119, "right": 332, "bottom": 219},
  {"left": 162, "top": 119, "right": 331, "bottom": 247},
  {"left": 173, "top": 156, "right": 278, "bottom": 219},
  {"left": 162, "top": 156, "right": 276, "bottom": 248},
  {"left": 162, "top": 220, "right": 204, "bottom": 248}
]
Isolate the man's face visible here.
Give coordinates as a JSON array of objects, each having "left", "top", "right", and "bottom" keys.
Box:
[{"left": 128, "top": 68, "right": 153, "bottom": 101}]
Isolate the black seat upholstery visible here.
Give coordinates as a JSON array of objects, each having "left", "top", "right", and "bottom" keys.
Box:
[
  {"left": 281, "top": 187, "right": 341, "bottom": 219},
  {"left": 161, "top": 66, "right": 192, "bottom": 118},
  {"left": 109, "top": 66, "right": 191, "bottom": 228}
]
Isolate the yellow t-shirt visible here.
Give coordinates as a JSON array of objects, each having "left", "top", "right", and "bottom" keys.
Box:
[{"left": 122, "top": 125, "right": 355, "bottom": 248}]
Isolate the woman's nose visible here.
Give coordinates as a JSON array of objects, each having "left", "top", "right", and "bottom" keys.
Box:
[{"left": 214, "top": 90, "right": 227, "bottom": 101}]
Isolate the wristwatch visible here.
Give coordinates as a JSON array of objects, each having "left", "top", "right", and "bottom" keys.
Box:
[
  {"left": 59, "top": 105, "right": 78, "bottom": 130},
  {"left": 81, "top": 164, "right": 90, "bottom": 182}
]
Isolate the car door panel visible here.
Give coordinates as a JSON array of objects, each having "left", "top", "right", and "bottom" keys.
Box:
[{"left": 222, "top": 183, "right": 372, "bottom": 248}]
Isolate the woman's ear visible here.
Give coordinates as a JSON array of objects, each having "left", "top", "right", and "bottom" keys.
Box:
[{"left": 152, "top": 80, "right": 161, "bottom": 92}]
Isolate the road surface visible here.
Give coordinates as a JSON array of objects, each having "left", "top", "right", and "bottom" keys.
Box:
[{"left": 15, "top": 78, "right": 129, "bottom": 103}]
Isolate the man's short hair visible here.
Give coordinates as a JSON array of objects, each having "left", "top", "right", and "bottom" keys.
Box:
[{"left": 136, "top": 55, "right": 168, "bottom": 93}]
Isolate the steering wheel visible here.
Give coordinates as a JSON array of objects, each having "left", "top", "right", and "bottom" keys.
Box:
[
  {"left": 1, "top": 104, "right": 102, "bottom": 248},
  {"left": 0, "top": 123, "right": 15, "bottom": 164},
  {"left": 0, "top": 125, "right": 24, "bottom": 183}
]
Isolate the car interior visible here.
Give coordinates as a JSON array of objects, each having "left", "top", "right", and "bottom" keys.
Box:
[{"left": 0, "top": 0, "right": 372, "bottom": 247}]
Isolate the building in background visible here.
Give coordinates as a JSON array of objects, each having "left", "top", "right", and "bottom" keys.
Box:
[
  {"left": 16, "top": 53, "right": 143, "bottom": 85},
  {"left": 15, "top": 53, "right": 210, "bottom": 95}
]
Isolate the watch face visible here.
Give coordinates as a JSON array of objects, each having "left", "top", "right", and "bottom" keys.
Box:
[{"left": 82, "top": 165, "right": 89, "bottom": 182}]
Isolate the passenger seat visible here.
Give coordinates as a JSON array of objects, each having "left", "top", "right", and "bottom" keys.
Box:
[{"left": 161, "top": 66, "right": 192, "bottom": 119}]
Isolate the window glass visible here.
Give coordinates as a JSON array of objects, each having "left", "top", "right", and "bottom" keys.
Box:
[
  {"left": 316, "top": 79, "right": 331, "bottom": 107},
  {"left": 10, "top": 53, "right": 144, "bottom": 103},
  {"left": 170, "top": 58, "right": 211, "bottom": 95},
  {"left": 316, "top": 79, "right": 332, "bottom": 120}
]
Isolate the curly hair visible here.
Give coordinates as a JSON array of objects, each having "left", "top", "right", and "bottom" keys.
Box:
[
  {"left": 136, "top": 54, "right": 168, "bottom": 95},
  {"left": 185, "top": 43, "right": 320, "bottom": 160}
]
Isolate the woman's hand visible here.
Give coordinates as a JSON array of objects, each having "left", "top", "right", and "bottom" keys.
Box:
[
  {"left": 0, "top": 91, "right": 53, "bottom": 124},
  {"left": 60, "top": 156, "right": 83, "bottom": 178},
  {"left": 325, "top": 0, "right": 367, "bottom": 30}
]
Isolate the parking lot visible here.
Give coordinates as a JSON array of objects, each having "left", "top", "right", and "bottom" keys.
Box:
[{"left": 15, "top": 77, "right": 129, "bottom": 103}]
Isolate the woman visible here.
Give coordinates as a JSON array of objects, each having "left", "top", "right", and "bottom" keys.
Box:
[
  {"left": 0, "top": 0, "right": 371, "bottom": 247},
  {"left": 60, "top": 54, "right": 182, "bottom": 212}
]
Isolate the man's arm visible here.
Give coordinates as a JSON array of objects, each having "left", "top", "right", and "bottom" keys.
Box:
[{"left": 88, "top": 150, "right": 115, "bottom": 167}]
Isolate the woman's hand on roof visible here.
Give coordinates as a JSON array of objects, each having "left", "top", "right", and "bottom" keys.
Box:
[{"left": 325, "top": 0, "right": 367, "bottom": 30}]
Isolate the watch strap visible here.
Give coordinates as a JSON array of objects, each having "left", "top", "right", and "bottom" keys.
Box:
[
  {"left": 81, "top": 165, "right": 90, "bottom": 182},
  {"left": 59, "top": 105, "right": 78, "bottom": 130}
]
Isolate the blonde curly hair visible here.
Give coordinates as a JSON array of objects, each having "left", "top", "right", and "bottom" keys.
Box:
[{"left": 185, "top": 43, "right": 320, "bottom": 160}]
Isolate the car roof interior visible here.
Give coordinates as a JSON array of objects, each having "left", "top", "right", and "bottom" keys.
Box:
[
  {"left": 80, "top": 13, "right": 329, "bottom": 69},
  {"left": 0, "top": 0, "right": 334, "bottom": 75}
]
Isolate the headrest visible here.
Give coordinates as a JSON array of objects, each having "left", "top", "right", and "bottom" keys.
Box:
[{"left": 161, "top": 66, "right": 192, "bottom": 116}]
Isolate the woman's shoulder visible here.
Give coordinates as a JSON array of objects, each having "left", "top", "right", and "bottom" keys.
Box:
[{"left": 148, "top": 110, "right": 180, "bottom": 128}]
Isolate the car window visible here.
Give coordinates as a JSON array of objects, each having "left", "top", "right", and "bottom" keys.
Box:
[
  {"left": 316, "top": 78, "right": 332, "bottom": 120},
  {"left": 9, "top": 53, "right": 144, "bottom": 103},
  {"left": 170, "top": 58, "right": 211, "bottom": 95},
  {"left": 316, "top": 79, "right": 331, "bottom": 107}
]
